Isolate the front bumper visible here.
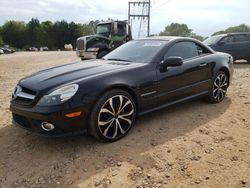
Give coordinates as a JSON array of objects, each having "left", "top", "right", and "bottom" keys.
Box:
[
  {"left": 10, "top": 103, "right": 90, "bottom": 137},
  {"left": 76, "top": 50, "right": 98, "bottom": 59}
]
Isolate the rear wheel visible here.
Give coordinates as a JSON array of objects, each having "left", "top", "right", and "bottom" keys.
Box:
[
  {"left": 207, "top": 71, "right": 228, "bottom": 103},
  {"left": 89, "top": 90, "right": 136, "bottom": 142}
]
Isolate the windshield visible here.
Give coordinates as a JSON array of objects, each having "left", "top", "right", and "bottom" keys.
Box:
[
  {"left": 96, "top": 24, "right": 111, "bottom": 35},
  {"left": 203, "top": 35, "right": 223, "bottom": 45},
  {"left": 104, "top": 40, "right": 168, "bottom": 63}
]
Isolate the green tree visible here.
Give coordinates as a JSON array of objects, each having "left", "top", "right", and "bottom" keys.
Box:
[
  {"left": 159, "top": 22, "right": 205, "bottom": 41},
  {"left": 81, "top": 24, "right": 95, "bottom": 36},
  {"left": 0, "top": 27, "right": 4, "bottom": 46},
  {"left": 159, "top": 23, "right": 192, "bottom": 37},
  {"left": 1, "top": 21, "right": 26, "bottom": 48},
  {"left": 0, "top": 18, "right": 116, "bottom": 49},
  {"left": 68, "top": 22, "right": 80, "bottom": 48},
  {"left": 190, "top": 33, "right": 204, "bottom": 41},
  {"left": 51, "top": 20, "right": 70, "bottom": 49},
  {"left": 225, "top": 24, "right": 250, "bottom": 33},
  {"left": 0, "top": 36, "right": 4, "bottom": 46},
  {"left": 212, "top": 24, "right": 250, "bottom": 36},
  {"left": 27, "top": 18, "right": 43, "bottom": 47},
  {"left": 41, "top": 21, "right": 54, "bottom": 49}
]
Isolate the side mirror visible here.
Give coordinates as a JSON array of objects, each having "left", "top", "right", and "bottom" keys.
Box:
[{"left": 160, "top": 56, "right": 183, "bottom": 72}]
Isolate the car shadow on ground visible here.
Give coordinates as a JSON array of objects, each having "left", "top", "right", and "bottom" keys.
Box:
[{"left": 0, "top": 97, "right": 231, "bottom": 186}]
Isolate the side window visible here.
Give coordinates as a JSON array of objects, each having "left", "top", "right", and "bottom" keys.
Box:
[
  {"left": 219, "top": 36, "right": 232, "bottom": 44},
  {"left": 164, "top": 42, "right": 199, "bottom": 60},
  {"left": 232, "top": 35, "right": 249, "bottom": 43},
  {"left": 196, "top": 44, "right": 211, "bottom": 55},
  {"left": 117, "top": 23, "right": 126, "bottom": 36}
]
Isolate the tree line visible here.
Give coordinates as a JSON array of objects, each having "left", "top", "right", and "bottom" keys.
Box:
[
  {"left": 0, "top": 18, "right": 95, "bottom": 50},
  {"left": 159, "top": 23, "right": 250, "bottom": 41},
  {"left": 0, "top": 18, "right": 250, "bottom": 49}
]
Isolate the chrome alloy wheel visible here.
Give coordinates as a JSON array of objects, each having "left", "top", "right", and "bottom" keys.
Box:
[
  {"left": 213, "top": 73, "right": 228, "bottom": 102},
  {"left": 97, "top": 95, "right": 135, "bottom": 139}
]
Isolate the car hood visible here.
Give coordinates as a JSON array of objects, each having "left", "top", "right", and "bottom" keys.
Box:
[{"left": 19, "top": 59, "right": 144, "bottom": 92}]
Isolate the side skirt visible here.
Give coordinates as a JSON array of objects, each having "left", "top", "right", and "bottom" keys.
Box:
[{"left": 138, "top": 91, "right": 209, "bottom": 116}]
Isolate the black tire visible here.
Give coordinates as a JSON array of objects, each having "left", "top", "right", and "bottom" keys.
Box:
[
  {"left": 97, "top": 50, "right": 109, "bottom": 59},
  {"left": 207, "top": 71, "right": 228, "bottom": 103},
  {"left": 89, "top": 89, "right": 136, "bottom": 142}
]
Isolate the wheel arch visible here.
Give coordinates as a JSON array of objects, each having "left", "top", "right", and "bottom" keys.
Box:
[
  {"left": 218, "top": 67, "right": 230, "bottom": 87},
  {"left": 99, "top": 84, "right": 139, "bottom": 112}
]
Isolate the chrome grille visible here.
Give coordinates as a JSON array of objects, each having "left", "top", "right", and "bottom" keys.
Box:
[
  {"left": 12, "top": 85, "right": 36, "bottom": 105},
  {"left": 76, "top": 39, "right": 85, "bottom": 50}
]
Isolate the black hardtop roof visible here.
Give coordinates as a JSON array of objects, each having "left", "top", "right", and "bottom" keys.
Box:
[{"left": 137, "top": 36, "right": 199, "bottom": 42}]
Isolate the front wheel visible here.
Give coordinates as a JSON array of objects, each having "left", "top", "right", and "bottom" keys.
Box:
[
  {"left": 207, "top": 71, "right": 228, "bottom": 103},
  {"left": 89, "top": 90, "right": 136, "bottom": 142}
]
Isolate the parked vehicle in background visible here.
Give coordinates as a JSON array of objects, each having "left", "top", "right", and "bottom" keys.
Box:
[
  {"left": 40, "top": 47, "right": 49, "bottom": 51},
  {"left": 76, "top": 20, "right": 132, "bottom": 60},
  {"left": 29, "top": 47, "right": 38, "bottom": 51},
  {"left": 0, "top": 49, "right": 4, "bottom": 55},
  {"left": 0, "top": 48, "right": 9, "bottom": 54},
  {"left": 9, "top": 47, "right": 15, "bottom": 53},
  {"left": 1, "top": 45, "right": 15, "bottom": 53},
  {"left": 10, "top": 37, "right": 233, "bottom": 142},
  {"left": 204, "top": 32, "right": 250, "bottom": 63}
]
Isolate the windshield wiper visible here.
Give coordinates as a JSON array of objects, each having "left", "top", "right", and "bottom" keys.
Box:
[{"left": 106, "top": 58, "right": 132, "bottom": 62}]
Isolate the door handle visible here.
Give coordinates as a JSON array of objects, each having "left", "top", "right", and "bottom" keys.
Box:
[{"left": 200, "top": 63, "right": 207, "bottom": 67}]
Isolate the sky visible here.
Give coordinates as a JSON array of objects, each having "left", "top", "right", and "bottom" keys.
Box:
[{"left": 0, "top": 0, "right": 250, "bottom": 38}]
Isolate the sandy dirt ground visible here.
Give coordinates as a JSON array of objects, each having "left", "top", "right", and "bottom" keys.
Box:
[{"left": 0, "top": 52, "right": 249, "bottom": 188}]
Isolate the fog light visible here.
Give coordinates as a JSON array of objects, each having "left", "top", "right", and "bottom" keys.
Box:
[{"left": 41, "top": 122, "right": 55, "bottom": 131}]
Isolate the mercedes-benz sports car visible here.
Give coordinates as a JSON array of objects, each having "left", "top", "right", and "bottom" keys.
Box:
[{"left": 10, "top": 37, "right": 233, "bottom": 142}]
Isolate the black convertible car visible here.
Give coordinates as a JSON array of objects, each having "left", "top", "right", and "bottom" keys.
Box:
[{"left": 10, "top": 37, "right": 233, "bottom": 142}]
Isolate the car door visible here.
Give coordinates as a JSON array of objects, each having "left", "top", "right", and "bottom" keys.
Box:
[
  {"left": 156, "top": 41, "right": 212, "bottom": 105},
  {"left": 230, "top": 34, "right": 250, "bottom": 59},
  {"left": 216, "top": 35, "right": 239, "bottom": 58}
]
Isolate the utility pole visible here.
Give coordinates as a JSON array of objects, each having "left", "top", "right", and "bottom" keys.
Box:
[{"left": 128, "top": 0, "right": 150, "bottom": 38}]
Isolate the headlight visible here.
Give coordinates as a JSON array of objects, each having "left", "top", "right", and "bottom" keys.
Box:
[{"left": 37, "top": 84, "right": 79, "bottom": 106}]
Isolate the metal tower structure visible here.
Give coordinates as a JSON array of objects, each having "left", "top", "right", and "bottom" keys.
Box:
[{"left": 128, "top": 0, "right": 150, "bottom": 38}]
